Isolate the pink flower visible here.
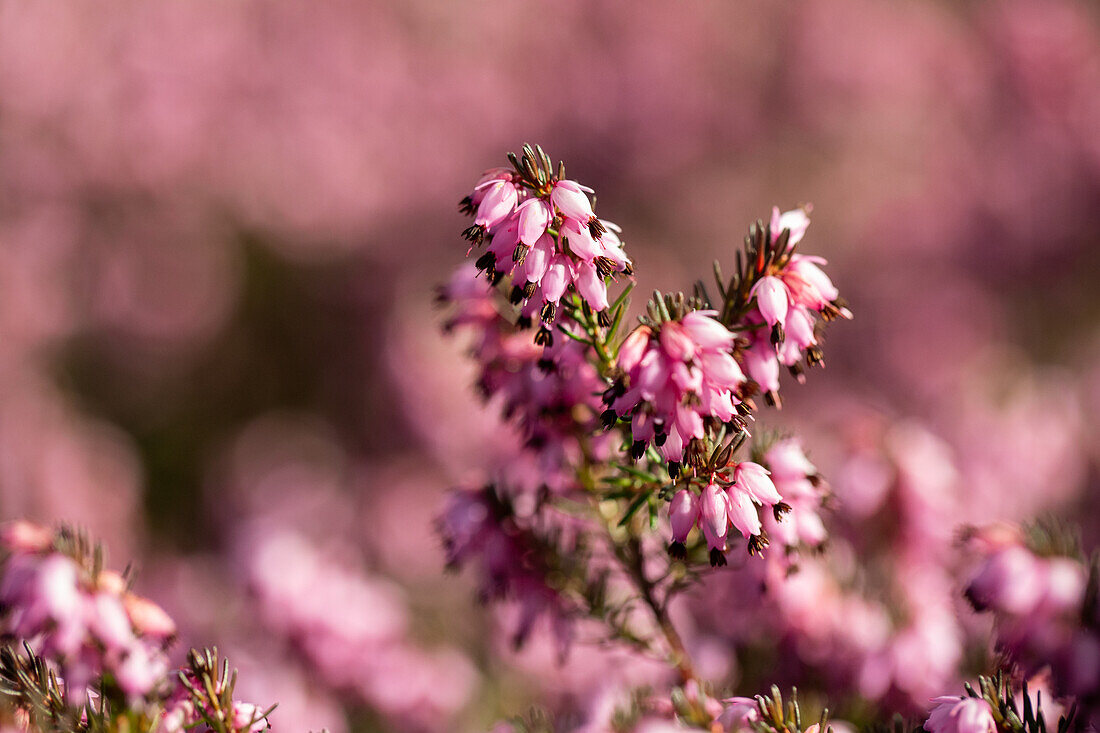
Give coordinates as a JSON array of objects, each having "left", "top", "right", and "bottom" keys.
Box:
[
  {"left": 770, "top": 206, "right": 811, "bottom": 246},
  {"left": 668, "top": 489, "right": 699, "bottom": 557},
  {"left": 725, "top": 485, "right": 762, "bottom": 539},
  {"left": 734, "top": 462, "right": 781, "bottom": 505},
  {"left": 700, "top": 483, "right": 730, "bottom": 565},
  {"left": 516, "top": 198, "right": 552, "bottom": 246},
  {"left": 924, "top": 697, "right": 996, "bottom": 733},
  {"left": 550, "top": 179, "right": 595, "bottom": 224},
  {"left": 741, "top": 339, "right": 780, "bottom": 395},
  {"left": 474, "top": 179, "right": 519, "bottom": 230},
  {"left": 751, "top": 276, "right": 790, "bottom": 329},
  {"left": 716, "top": 697, "right": 759, "bottom": 733}
]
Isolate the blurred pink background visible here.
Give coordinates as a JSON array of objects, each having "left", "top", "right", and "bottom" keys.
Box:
[{"left": 1, "top": 1, "right": 1098, "bottom": 730}]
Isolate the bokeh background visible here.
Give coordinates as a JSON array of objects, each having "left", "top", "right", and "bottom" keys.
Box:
[{"left": 1, "top": 1, "right": 1098, "bottom": 730}]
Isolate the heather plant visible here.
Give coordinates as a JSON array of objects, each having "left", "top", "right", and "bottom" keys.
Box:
[{"left": 437, "top": 146, "right": 1100, "bottom": 732}]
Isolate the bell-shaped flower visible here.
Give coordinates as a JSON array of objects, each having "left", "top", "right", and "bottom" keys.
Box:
[
  {"left": 475, "top": 179, "right": 518, "bottom": 230},
  {"left": 550, "top": 179, "right": 594, "bottom": 224},
  {"left": 516, "top": 198, "right": 552, "bottom": 246},
  {"left": 725, "top": 486, "right": 762, "bottom": 538},
  {"left": 734, "top": 462, "right": 781, "bottom": 505},
  {"left": 751, "top": 276, "right": 790, "bottom": 328},
  {"left": 699, "top": 483, "right": 729, "bottom": 554}
]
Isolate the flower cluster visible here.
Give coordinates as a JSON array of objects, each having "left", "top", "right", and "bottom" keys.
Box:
[
  {"left": 736, "top": 208, "right": 851, "bottom": 406},
  {"left": 437, "top": 264, "right": 606, "bottom": 496},
  {"left": 668, "top": 459, "right": 782, "bottom": 566},
  {"left": 240, "top": 526, "right": 476, "bottom": 727},
  {"left": 605, "top": 302, "right": 747, "bottom": 472},
  {"left": 760, "top": 438, "right": 828, "bottom": 551},
  {"left": 438, "top": 487, "right": 580, "bottom": 653},
  {"left": 0, "top": 522, "right": 272, "bottom": 733},
  {"left": 459, "top": 144, "right": 632, "bottom": 345},
  {"left": 0, "top": 521, "right": 173, "bottom": 700},
  {"left": 964, "top": 524, "right": 1098, "bottom": 714}
]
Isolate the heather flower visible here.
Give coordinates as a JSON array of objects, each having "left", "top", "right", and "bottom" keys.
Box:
[
  {"left": 607, "top": 308, "right": 744, "bottom": 473},
  {"left": 459, "top": 146, "right": 632, "bottom": 341},
  {"left": 700, "top": 482, "right": 731, "bottom": 563},
  {"left": 761, "top": 439, "right": 828, "bottom": 551},
  {"left": 751, "top": 276, "right": 790, "bottom": 330},
  {"left": 668, "top": 489, "right": 699, "bottom": 558},
  {"left": 715, "top": 697, "right": 760, "bottom": 732},
  {"left": 924, "top": 697, "right": 996, "bottom": 733}
]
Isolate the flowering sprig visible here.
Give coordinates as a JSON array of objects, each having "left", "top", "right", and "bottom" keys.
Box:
[
  {"left": 440, "top": 145, "right": 852, "bottom": 697},
  {"left": 0, "top": 522, "right": 273, "bottom": 733}
]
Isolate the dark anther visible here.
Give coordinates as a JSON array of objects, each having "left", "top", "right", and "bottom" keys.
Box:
[
  {"left": 622, "top": 260, "right": 635, "bottom": 276},
  {"left": 669, "top": 542, "right": 687, "bottom": 560},
  {"left": 630, "top": 440, "right": 647, "bottom": 460},
  {"left": 748, "top": 532, "right": 770, "bottom": 557},
  {"left": 509, "top": 286, "right": 525, "bottom": 305},
  {"left": 770, "top": 324, "right": 785, "bottom": 347},
  {"left": 602, "top": 381, "right": 625, "bottom": 405},
  {"left": 537, "top": 358, "right": 555, "bottom": 373},
  {"left": 516, "top": 315, "right": 532, "bottom": 329},
  {"left": 654, "top": 432, "right": 668, "bottom": 447},
  {"left": 474, "top": 252, "right": 496, "bottom": 272},
  {"left": 600, "top": 409, "right": 618, "bottom": 429},
  {"left": 597, "top": 310, "right": 611, "bottom": 328},
  {"left": 462, "top": 224, "right": 486, "bottom": 245},
  {"left": 523, "top": 281, "right": 537, "bottom": 299},
  {"left": 489, "top": 269, "right": 505, "bottom": 286},
  {"left": 773, "top": 502, "right": 792, "bottom": 521},
  {"left": 458, "top": 196, "right": 475, "bottom": 216},
  {"left": 534, "top": 327, "right": 554, "bottom": 347},
  {"left": 709, "top": 548, "right": 727, "bottom": 567},
  {"left": 541, "top": 302, "right": 557, "bottom": 324},
  {"left": 667, "top": 461, "right": 681, "bottom": 479},
  {"left": 594, "top": 256, "right": 616, "bottom": 279},
  {"left": 806, "top": 347, "right": 824, "bottom": 367},
  {"left": 588, "top": 217, "right": 606, "bottom": 239},
  {"left": 513, "top": 243, "right": 530, "bottom": 265},
  {"left": 764, "top": 390, "right": 782, "bottom": 409}
]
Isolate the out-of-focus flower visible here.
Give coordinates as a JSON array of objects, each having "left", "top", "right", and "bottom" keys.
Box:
[
  {"left": 0, "top": 522, "right": 171, "bottom": 700},
  {"left": 923, "top": 696, "right": 996, "bottom": 733}
]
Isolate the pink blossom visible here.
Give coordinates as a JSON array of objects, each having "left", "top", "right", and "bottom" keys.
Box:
[
  {"left": 734, "top": 462, "right": 781, "bottom": 505},
  {"left": 551, "top": 179, "right": 595, "bottom": 224},
  {"left": 474, "top": 179, "right": 520, "bottom": 230},
  {"left": 751, "top": 276, "right": 790, "bottom": 328},
  {"left": 716, "top": 696, "right": 759, "bottom": 732},
  {"left": 700, "top": 483, "right": 730, "bottom": 560},
  {"left": 924, "top": 697, "right": 996, "bottom": 733},
  {"left": 668, "top": 489, "right": 699, "bottom": 552},
  {"left": 517, "top": 198, "right": 553, "bottom": 246},
  {"left": 770, "top": 206, "right": 811, "bottom": 246},
  {"left": 725, "top": 485, "right": 762, "bottom": 539}
]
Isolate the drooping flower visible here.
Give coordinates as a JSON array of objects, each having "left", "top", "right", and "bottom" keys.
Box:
[{"left": 668, "top": 489, "right": 699, "bottom": 558}]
